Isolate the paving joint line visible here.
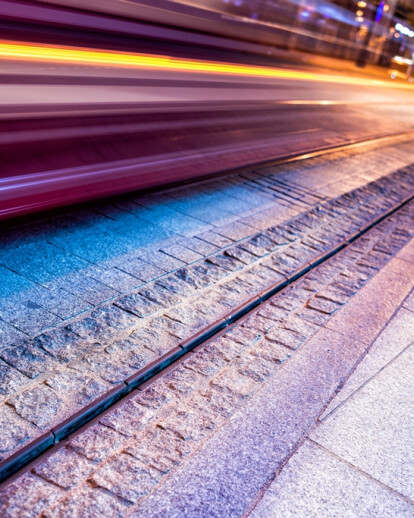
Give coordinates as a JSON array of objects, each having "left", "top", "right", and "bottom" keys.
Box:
[
  {"left": 319, "top": 339, "right": 414, "bottom": 423},
  {"left": 306, "top": 438, "right": 414, "bottom": 506}
]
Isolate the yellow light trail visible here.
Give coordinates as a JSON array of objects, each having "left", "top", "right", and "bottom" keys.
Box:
[{"left": 0, "top": 40, "right": 412, "bottom": 90}]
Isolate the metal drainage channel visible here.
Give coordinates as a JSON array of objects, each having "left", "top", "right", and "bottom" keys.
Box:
[{"left": 1, "top": 182, "right": 414, "bottom": 488}]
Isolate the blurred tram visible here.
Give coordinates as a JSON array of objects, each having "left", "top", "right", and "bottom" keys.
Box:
[{"left": 1, "top": 0, "right": 414, "bottom": 220}]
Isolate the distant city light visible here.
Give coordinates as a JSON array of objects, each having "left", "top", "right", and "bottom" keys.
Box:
[
  {"left": 357, "top": 1, "right": 367, "bottom": 7},
  {"left": 356, "top": 16, "right": 364, "bottom": 22},
  {"left": 395, "top": 22, "right": 414, "bottom": 38},
  {"left": 299, "top": 10, "right": 311, "bottom": 20},
  {"left": 356, "top": 10, "right": 364, "bottom": 16}
]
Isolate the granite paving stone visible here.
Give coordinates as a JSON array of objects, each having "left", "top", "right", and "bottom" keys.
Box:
[
  {"left": 197, "top": 230, "right": 234, "bottom": 248},
  {"left": 0, "top": 359, "right": 29, "bottom": 396},
  {"left": 87, "top": 265, "right": 141, "bottom": 293},
  {"left": 67, "top": 423, "right": 124, "bottom": 462},
  {"left": 214, "top": 221, "right": 257, "bottom": 241},
  {"left": 45, "top": 370, "right": 109, "bottom": 407},
  {"left": 42, "top": 485, "right": 128, "bottom": 518},
  {"left": 0, "top": 341, "right": 57, "bottom": 379},
  {"left": 311, "top": 346, "right": 414, "bottom": 500},
  {"left": 0, "top": 319, "right": 26, "bottom": 350},
  {"left": 90, "top": 454, "right": 160, "bottom": 504},
  {"left": 125, "top": 426, "right": 191, "bottom": 474},
  {"left": 0, "top": 406, "right": 34, "bottom": 460},
  {"left": 224, "top": 245, "right": 258, "bottom": 265},
  {"left": 52, "top": 274, "right": 118, "bottom": 306},
  {"left": 34, "top": 328, "right": 85, "bottom": 362},
  {"left": 210, "top": 366, "right": 259, "bottom": 398},
  {"left": 160, "top": 405, "right": 216, "bottom": 440},
  {"left": 138, "top": 284, "right": 182, "bottom": 308},
  {"left": 73, "top": 351, "right": 135, "bottom": 385},
  {"left": 0, "top": 265, "right": 37, "bottom": 299},
  {"left": 322, "top": 306, "right": 414, "bottom": 417},
  {"left": 174, "top": 236, "right": 219, "bottom": 256},
  {"left": 99, "top": 399, "right": 154, "bottom": 437},
  {"left": 0, "top": 298, "right": 61, "bottom": 336},
  {"left": 159, "top": 244, "right": 203, "bottom": 264},
  {"left": 0, "top": 473, "right": 64, "bottom": 518},
  {"left": 104, "top": 338, "right": 157, "bottom": 370},
  {"left": 326, "top": 256, "right": 414, "bottom": 344},
  {"left": 136, "top": 250, "right": 185, "bottom": 272},
  {"left": 31, "top": 285, "right": 93, "bottom": 320},
  {"left": 155, "top": 275, "right": 194, "bottom": 297},
  {"left": 403, "top": 287, "right": 414, "bottom": 312},
  {"left": 0, "top": 242, "right": 89, "bottom": 285},
  {"left": 132, "top": 204, "right": 210, "bottom": 236},
  {"left": 111, "top": 255, "right": 166, "bottom": 282},
  {"left": 161, "top": 364, "right": 204, "bottom": 398},
  {"left": 9, "top": 385, "right": 64, "bottom": 429},
  {"left": 114, "top": 293, "right": 161, "bottom": 318},
  {"left": 33, "top": 447, "right": 95, "bottom": 489},
  {"left": 65, "top": 317, "right": 107, "bottom": 341},
  {"left": 250, "top": 440, "right": 413, "bottom": 518},
  {"left": 90, "top": 304, "right": 141, "bottom": 333},
  {"left": 205, "top": 253, "right": 244, "bottom": 272}
]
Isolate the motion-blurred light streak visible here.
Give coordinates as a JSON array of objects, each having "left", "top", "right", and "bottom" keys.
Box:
[{"left": 1, "top": 40, "right": 413, "bottom": 90}]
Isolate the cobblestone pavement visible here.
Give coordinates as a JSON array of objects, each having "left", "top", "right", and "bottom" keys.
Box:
[
  {"left": 1, "top": 140, "right": 414, "bottom": 462},
  {"left": 1, "top": 142, "right": 414, "bottom": 515}
]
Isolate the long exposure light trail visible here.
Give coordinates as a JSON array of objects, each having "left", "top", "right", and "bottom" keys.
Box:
[{"left": 1, "top": 40, "right": 413, "bottom": 90}]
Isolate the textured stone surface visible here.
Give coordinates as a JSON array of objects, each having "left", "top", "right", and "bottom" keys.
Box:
[
  {"left": 322, "top": 306, "right": 414, "bottom": 417},
  {"left": 1, "top": 149, "right": 414, "bottom": 509},
  {"left": 403, "top": 288, "right": 414, "bottom": 312},
  {"left": 43, "top": 485, "right": 127, "bottom": 518},
  {"left": 0, "top": 342, "right": 57, "bottom": 379},
  {"left": 67, "top": 423, "right": 123, "bottom": 462},
  {"left": 0, "top": 473, "right": 63, "bottom": 518},
  {"left": 0, "top": 406, "right": 34, "bottom": 459},
  {"left": 33, "top": 447, "right": 94, "bottom": 489},
  {"left": 312, "top": 346, "right": 414, "bottom": 500},
  {"left": 250, "top": 440, "right": 413, "bottom": 518},
  {"left": 0, "top": 360, "right": 29, "bottom": 396},
  {"left": 2, "top": 194, "right": 413, "bottom": 463},
  {"left": 9, "top": 386, "right": 63, "bottom": 428},
  {"left": 125, "top": 426, "right": 191, "bottom": 473},
  {"left": 132, "top": 327, "right": 366, "bottom": 517},
  {"left": 326, "top": 257, "right": 414, "bottom": 344},
  {"left": 90, "top": 454, "right": 160, "bottom": 503},
  {"left": 99, "top": 398, "right": 154, "bottom": 437}
]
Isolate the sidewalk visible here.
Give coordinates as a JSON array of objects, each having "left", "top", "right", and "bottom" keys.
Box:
[{"left": 251, "top": 290, "right": 414, "bottom": 517}]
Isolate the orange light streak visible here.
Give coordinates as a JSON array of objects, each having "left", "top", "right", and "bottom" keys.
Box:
[{"left": 0, "top": 40, "right": 413, "bottom": 90}]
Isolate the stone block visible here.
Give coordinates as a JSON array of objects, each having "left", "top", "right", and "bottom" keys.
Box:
[
  {"left": 90, "top": 454, "right": 159, "bottom": 504},
  {"left": 68, "top": 423, "right": 123, "bottom": 462},
  {"left": 33, "top": 447, "right": 94, "bottom": 489},
  {"left": 9, "top": 385, "right": 64, "bottom": 429},
  {"left": 99, "top": 399, "right": 154, "bottom": 437},
  {"left": 0, "top": 473, "right": 63, "bottom": 518}
]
